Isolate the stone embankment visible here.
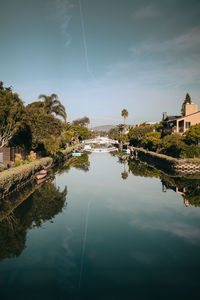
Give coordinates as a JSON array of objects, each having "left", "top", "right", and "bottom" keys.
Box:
[
  {"left": 0, "top": 144, "right": 82, "bottom": 197},
  {"left": 131, "top": 147, "right": 200, "bottom": 175}
]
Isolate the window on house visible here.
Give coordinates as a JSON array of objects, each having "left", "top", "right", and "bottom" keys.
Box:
[{"left": 186, "top": 122, "right": 191, "bottom": 129}]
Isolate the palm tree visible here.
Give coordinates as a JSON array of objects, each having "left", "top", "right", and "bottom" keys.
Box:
[
  {"left": 121, "top": 109, "right": 128, "bottom": 125},
  {"left": 38, "top": 94, "right": 67, "bottom": 122},
  {"left": 121, "top": 161, "right": 128, "bottom": 180}
]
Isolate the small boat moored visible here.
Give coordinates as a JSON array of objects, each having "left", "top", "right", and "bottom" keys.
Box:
[
  {"left": 72, "top": 152, "right": 82, "bottom": 157},
  {"left": 35, "top": 169, "right": 47, "bottom": 180},
  {"left": 35, "top": 173, "right": 46, "bottom": 180}
]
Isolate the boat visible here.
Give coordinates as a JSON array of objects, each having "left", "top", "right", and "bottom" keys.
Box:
[
  {"left": 39, "top": 169, "right": 47, "bottom": 175},
  {"left": 35, "top": 169, "right": 47, "bottom": 180},
  {"left": 72, "top": 152, "right": 82, "bottom": 157},
  {"left": 36, "top": 177, "right": 46, "bottom": 184},
  {"left": 35, "top": 173, "right": 46, "bottom": 180}
]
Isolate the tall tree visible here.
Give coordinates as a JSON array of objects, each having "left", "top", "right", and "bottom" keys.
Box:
[
  {"left": 0, "top": 83, "right": 24, "bottom": 148},
  {"left": 121, "top": 109, "right": 128, "bottom": 125},
  {"left": 181, "top": 93, "right": 191, "bottom": 116},
  {"left": 72, "top": 116, "right": 90, "bottom": 127},
  {"left": 38, "top": 94, "right": 67, "bottom": 122}
]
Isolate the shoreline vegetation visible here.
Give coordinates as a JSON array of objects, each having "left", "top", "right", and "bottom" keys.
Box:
[
  {"left": 1, "top": 82, "right": 200, "bottom": 194},
  {"left": 130, "top": 147, "right": 200, "bottom": 175},
  {"left": 0, "top": 153, "right": 89, "bottom": 226},
  {"left": 0, "top": 145, "right": 81, "bottom": 197},
  {"left": 0, "top": 81, "right": 94, "bottom": 169}
]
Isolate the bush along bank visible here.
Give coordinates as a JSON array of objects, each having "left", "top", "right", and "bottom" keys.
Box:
[
  {"left": 131, "top": 147, "right": 200, "bottom": 175},
  {"left": 0, "top": 144, "right": 82, "bottom": 197},
  {"left": 0, "top": 157, "right": 53, "bottom": 196}
]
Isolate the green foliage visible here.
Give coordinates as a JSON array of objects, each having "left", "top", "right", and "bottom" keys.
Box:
[
  {"left": 141, "top": 132, "right": 162, "bottom": 151},
  {"left": 184, "top": 124, "right": 200, "bottom": 145},
  {"left": 14, "top": 161, "right": 21, "bottom": 167},
  {"left": 25, "top": 106, "right": 65, "bottom": 154},
  {"left": 62, "top": 130, "right": 74, "bottom": 144},
  {"left": 108, "top": 128, "right": 120, "bottom": 140},
  {"left": 71, "top": 125, "right": 94, "bottom": 141},
  {"left": 121, "top": 171, "right": 128, "bottom": 180},
  {"left": 180, "top": 145, "right": 200, "bottom": 158},
  {"left": 23, "top": 159, "right": 30, "bottom": 164},
  {"left": 38, "top": 93, "right": 67, "bottom": 122},
  {"left": 0, "top": 163, "right": 5, "bottom": 171},
  {"left": 43, "top": 135, "right": 61, "bottom": 155},
  {"left": 128, "top": 125, "right": 155, "bottom": 147},
  {"left": 181, "top": 93, "right": 191, "bottom": 116},
  {"left": 0, "top": 179, "right": 67, "bottom": 261},
  {"left": 72, "top": 116, "right": 90, "bottom": 127},
  {"left": 0, "top": 157, "right": 53, "bottom": 194},
  {"left": 0, "top": 83, "right": 25, "bottom": 147},
  {"left": 121, "top": 109, "right": 128, "bottom": 124},
  {"left": 119, "top": 134, "right": 129, "bottom": 143},
  {"left": 9, "top": 123, "right": 32, "bottom": 150},
  {"left": 162, "top": 134, "right": 186, "bottom": 158}
]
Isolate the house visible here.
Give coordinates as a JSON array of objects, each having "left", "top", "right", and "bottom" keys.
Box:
[
  {"left": 162, "top": 102, "right": 200, "bottom": 134},
  {"left": 0, "top": 147, "right": 27, "bottom": 167}
]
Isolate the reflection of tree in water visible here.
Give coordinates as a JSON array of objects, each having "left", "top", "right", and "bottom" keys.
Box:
[
  {"left": 57, "top": 153, "right": 90, "bottom": 175},
  {"left": 128, "top": 159, "right": 200, "bottom": 207},
  {"left": 121, "top": 171, "right": 128, "bottom": 180},
  {"left": 113, "top": 152, "right": 129, "bottom": 180},
  {"left": 0, "top": 180, "right": 67, "bottom": 262},
  {"left": 0, "top": 153, "right": 90, "bottom": 262},
  {"left": 121, "top": 161, "right": 128, "bottom": 180}
]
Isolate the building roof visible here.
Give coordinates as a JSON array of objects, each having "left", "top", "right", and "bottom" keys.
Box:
[
  {"left": 164, "top": 115, "right": 181, "bottom": 121},
  {"left": 165, "top": 111, "right": 200, "bottom": 122}
]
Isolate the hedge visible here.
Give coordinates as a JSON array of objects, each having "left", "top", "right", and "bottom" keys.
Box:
[{"left": 0, "top": 157, "right": 53, "bottom": 195}]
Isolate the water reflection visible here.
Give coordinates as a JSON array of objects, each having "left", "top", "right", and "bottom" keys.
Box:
[
  {"left": 56, "top": 153, "right": 90, "bottom": 175},
  {"left": 0, "top": 180, "right": 67, "bottom": 262},
  {"left": 1, "top": 153, "right": 200, "bottom": 299},
  {"left": 128, "top": 159, "right": 200, "bottom": 207},
  {"left": 0, "top": 153, "right": 90, "bottom": 262}
]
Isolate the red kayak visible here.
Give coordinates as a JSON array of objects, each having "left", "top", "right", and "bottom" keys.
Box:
[
  {"left": 37, "top": 177, "right": 46, "bottom": 184},
  {"left": 35, "top": 174, "right": 46, "bottom": 180},
  {"left": 39, "top": 169, "right": 47, "bottom": 175}
]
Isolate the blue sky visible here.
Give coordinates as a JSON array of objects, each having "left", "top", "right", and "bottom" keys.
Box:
[{"left": 1, "top": 0, "right": 200, "bottom": 126}]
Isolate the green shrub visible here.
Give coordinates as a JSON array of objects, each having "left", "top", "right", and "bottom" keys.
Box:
[
  {"left": 0, "top": 163, "right": 5, "bottom": 171},
  {"left": 0, "top": 157, "right": 53, "bottom": 194},
  {"left": 14, "top": 161, "right": 21, "bottom": 167},
  {"left": 184, "top": 124, "right": 200, "bottom": 145},
  {"left": 141, "top": 132, "right": 162, "bottom": 151},
  {"left": 162, "top": 134, "right": 186, "bottom": 158},
  {"left": 23, "top": 159, "right": 30, "bottom": 164},
  {"left": 180, "top": 145, "right": 200, "bottom": 158}
]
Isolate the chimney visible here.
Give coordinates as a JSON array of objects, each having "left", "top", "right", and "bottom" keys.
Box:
[
  {"left": 162, "top": 112, "right": 167, "bottom": 121},
  {"left": 185, "top": 103, "right": 198, "bottom": 116}
]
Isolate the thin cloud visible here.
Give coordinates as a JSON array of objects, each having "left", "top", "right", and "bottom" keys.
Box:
[
  {"left": 55, "top": 0, "right": 75, "bottom": 47},
  {"left": 104, "top": 26, "right": 200, "bottom": 89},
  {"left": 130, "top": 26, "right": 200, "bottom": 55},
  {"left": 132, "top": 4, "right": 160, "bottom": 19}
]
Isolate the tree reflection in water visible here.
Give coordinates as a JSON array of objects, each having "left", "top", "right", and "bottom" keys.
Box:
[
  {"left": 0, "top": 180, "right": 67, "bottom": 262},
  {"left": 128, "top": 159, "right": 200, "bottom": 207},
  {"left": 0, "top": 153, "right": 90, "bottom": 262},
  {"left": 56, "top": 153, "right": 90, "bottom": 175}
]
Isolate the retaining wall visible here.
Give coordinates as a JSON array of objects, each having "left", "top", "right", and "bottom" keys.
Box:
[{"left": 131, "top": 147, "right": 200, "bottom": 175}]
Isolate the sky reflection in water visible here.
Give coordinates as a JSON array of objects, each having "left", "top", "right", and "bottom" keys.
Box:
[{"left": 0, "top": 153, "right": 200, "bottom": 299}]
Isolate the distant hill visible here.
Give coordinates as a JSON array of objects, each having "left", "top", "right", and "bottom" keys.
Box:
[{"left": 91, "top": 125, "right": 117, "bottom": 132}]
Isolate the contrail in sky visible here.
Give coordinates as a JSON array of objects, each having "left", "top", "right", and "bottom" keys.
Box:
[{"left": 78, "top": 0, "right": 96, "bottom": 80}]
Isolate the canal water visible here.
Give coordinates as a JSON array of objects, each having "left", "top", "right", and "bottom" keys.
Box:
[{"left": 0, "top": 153, "right": 200, "bottom": 299}]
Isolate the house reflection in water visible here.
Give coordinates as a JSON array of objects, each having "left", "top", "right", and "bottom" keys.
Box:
[
  {"left": 162, "top": 180, "right": 200, "bottom": 207},
  {"left": 127, "top": 157, "right": 200, "bottom": 208}
]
